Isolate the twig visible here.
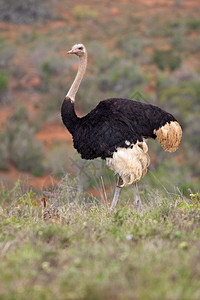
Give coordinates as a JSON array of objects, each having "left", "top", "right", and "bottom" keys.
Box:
[{"left": 100, "top": 176, "right": 108, "bottom": 206}]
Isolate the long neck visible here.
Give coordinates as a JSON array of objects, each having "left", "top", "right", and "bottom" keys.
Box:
[{"left": 66, "top": 52, "right": 87, "bottom": 102}]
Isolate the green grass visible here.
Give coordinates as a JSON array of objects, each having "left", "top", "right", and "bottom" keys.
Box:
[{"left": 0, "top": 177, "right": 200, "bottom": 300}]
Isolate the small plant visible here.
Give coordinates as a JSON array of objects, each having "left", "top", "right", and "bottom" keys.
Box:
[
  {"left": 72, "top": 5, "right": 98, "bottom": 20},
  {"left": 0, "top": 133, "right": 9, "bottom": 170},
  {"left": 158, "top": 84, "right": 196, "bottom": 124},
  {"left": 39, "top": 56, "right": 67, "bottom": 93},
  {"left": 41, "top": 61, "right": 55, "bottom": 78},
  {"left": 0, "top": 179, "right": 22, "bottom": 204},
  {"left": 0, "top": 71, "right": 8, "bottom": 92},
  {"left": 0, "top": 106, "right": 44, "bottom": 176},
  {"left": 10, "top": 123, "right": 44, "bottom": 176},
  {"left": 153, "top": 49, "right": 182, "bottom": 71},
  {"left": 116, "top": 36, "right": 147, "bottom": 62},
  {"left": 44, "top": 144, "right": 69, "bottom": 177},
  {"left": 190, "top": 193, "right": 200, "bottom": 208},
  {"left": 187, "top": 19, "right": 200, "bottom": 31}
]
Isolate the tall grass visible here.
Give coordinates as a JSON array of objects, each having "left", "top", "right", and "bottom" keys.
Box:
[{"left": 0, "top": 176, "right": 200, "bottom": 299}]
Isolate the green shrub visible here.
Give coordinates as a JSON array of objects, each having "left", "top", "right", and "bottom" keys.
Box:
[
  {"left": 116, "top": 36, "right": 149, "bottom": 63},
  {"left": 88, "top": 41, "right": 108, "bottom": 66},
  {"left": 99, "top": 60, "right": 147, "bottom": 93},
  {"left": 10, "top": 105, "right": 29, "bottom": 123},
  {"left": 185, "top": 36, "right": 200, "bottom": 54},
  {"left": 41, "top": 61, "right": 55, "bottom": 78},
  {"left": 147, "top": 18, "right": 184, "bottom": 38},
  {"left": 1, "top": 106, "right": 44, "bottom": 176},
  {"left": 0, "top": 134, "right": 9, "bottom": 170},
  {"left": 187, "top": 19, "right": 200, "bottom": 31},
  {"left": 9, "top": 123, "right": 44, "bottom": 176},
  {"left": 73, "top": 5, "right": 98, "bottom": 20},
  {"left": 0, "top": 71, "right": 8, "bottom": 92},
  {"left": 0, "top": 71, "right": 9, "bottom": 104},
  {"left": 171, "top": 27, "right": 186, "bottom": 51},
  {"left": 153, "top": 49, "right": 182, "bottom": 71},
  {"left": 44, "top": 144, "right": 69, "bottom": 177},
  {"left": 159, "top": 85, "right": 196, "bottom": 123},
  {"left": 39, "top": 57, "right": 67, "bottom": 92}
]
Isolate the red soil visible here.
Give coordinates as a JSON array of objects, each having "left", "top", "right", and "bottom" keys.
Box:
[
  {"left": 0, "top": 163, "right": 59, "bottom": 190},
  {"left": 36, "top": 121, "right": 72, "bottom": 149}
]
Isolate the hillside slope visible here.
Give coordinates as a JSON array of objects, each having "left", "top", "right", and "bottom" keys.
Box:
[{"left": 0, "top": 0, "right": 199, "bottom": 192}]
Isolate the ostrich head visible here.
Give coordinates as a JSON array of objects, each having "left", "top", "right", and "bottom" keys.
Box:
[{"left": 68, "top": 43, "right": 86, "bottom": 57}]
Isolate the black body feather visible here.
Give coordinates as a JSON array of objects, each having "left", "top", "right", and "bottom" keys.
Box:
[{"left": 61, "top": 97, "right": 177, "bottom": 160}]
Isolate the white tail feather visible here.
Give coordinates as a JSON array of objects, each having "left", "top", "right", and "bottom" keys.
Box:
[{"left": 154, "top": 121, "right": 182, "bottom": 152}]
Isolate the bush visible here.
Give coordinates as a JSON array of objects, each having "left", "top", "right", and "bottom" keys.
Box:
[
  {"left": 153, "top": 49, "right": 182, "bottom": 71},
  {"left": 0, "top": 71, "right": 9, "bottom": 104},
  {"left": 99, "top": 60, "right": 147, "bottom": 93},
  {"left": 187, "top": 19, "right": 200, "bottom": 31},
  {"left": 0, "top": 71, "right": 8, "bottom": 92},
  {"left": 0, "top": 0, "right": 55, "bottom": 24},
  {"left": 44, "top": 144, "right": 69, "bottom": 177},
  {"left": 0, "top": 134, "right": 9, "bottom": 170},
  {"left": 40, "top": 58, "right": 64, "bottom": 80},
  {"left": 159, "top": 85, "right": 196, "bottom": 124},
  {"left": 72, "top": 5, "right": 98, "bottom": 20},
  {"left": 39, "top": 56, "right": 69, "bottom": 94},
  {"left": 171, "top": 26, "right": 186, "bottom": 51},
  {"left": 88, "top": 41, "right": 108, "bottom": 67},
  {"left": 9, "top": 123, "right": 44, "bottom": 176},
  {"left": 116, "top": 36, "right": 150, "bottom": 63},
  {"left": 1, "top": 106, "right": 44, "bottom": 176},
  {"left": 185, "top": 36, "right": 200, "bottom": 54}
]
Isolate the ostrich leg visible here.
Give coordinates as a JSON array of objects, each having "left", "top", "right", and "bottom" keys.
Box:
[
  {"left": 132, "top": 183, "right": 142, "bottom": 210},
  {"left": 110, "top": 176, "right": 123, "bottom": 210}
]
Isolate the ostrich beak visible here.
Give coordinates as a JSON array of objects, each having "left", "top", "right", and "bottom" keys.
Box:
[{"left": 67, "top": 49, "right": 79, "bottom": 54}]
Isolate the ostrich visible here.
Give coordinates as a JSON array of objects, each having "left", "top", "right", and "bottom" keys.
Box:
[{"left": 61, "top": 43, "right": 182, "bottom": 209}]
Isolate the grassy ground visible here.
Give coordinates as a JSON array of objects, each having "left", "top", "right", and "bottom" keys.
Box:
[{"left": 0, "top": 177, "right": 200, "bottom": 300}]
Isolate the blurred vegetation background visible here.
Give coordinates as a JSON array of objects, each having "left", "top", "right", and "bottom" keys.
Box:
[{"left": 0, "top": 0, "right": 199, "bottom": 196}]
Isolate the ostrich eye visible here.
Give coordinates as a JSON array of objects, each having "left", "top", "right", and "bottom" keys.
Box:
[{"left": 78, "top": 46, "right": 83, "bottom": 50}]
